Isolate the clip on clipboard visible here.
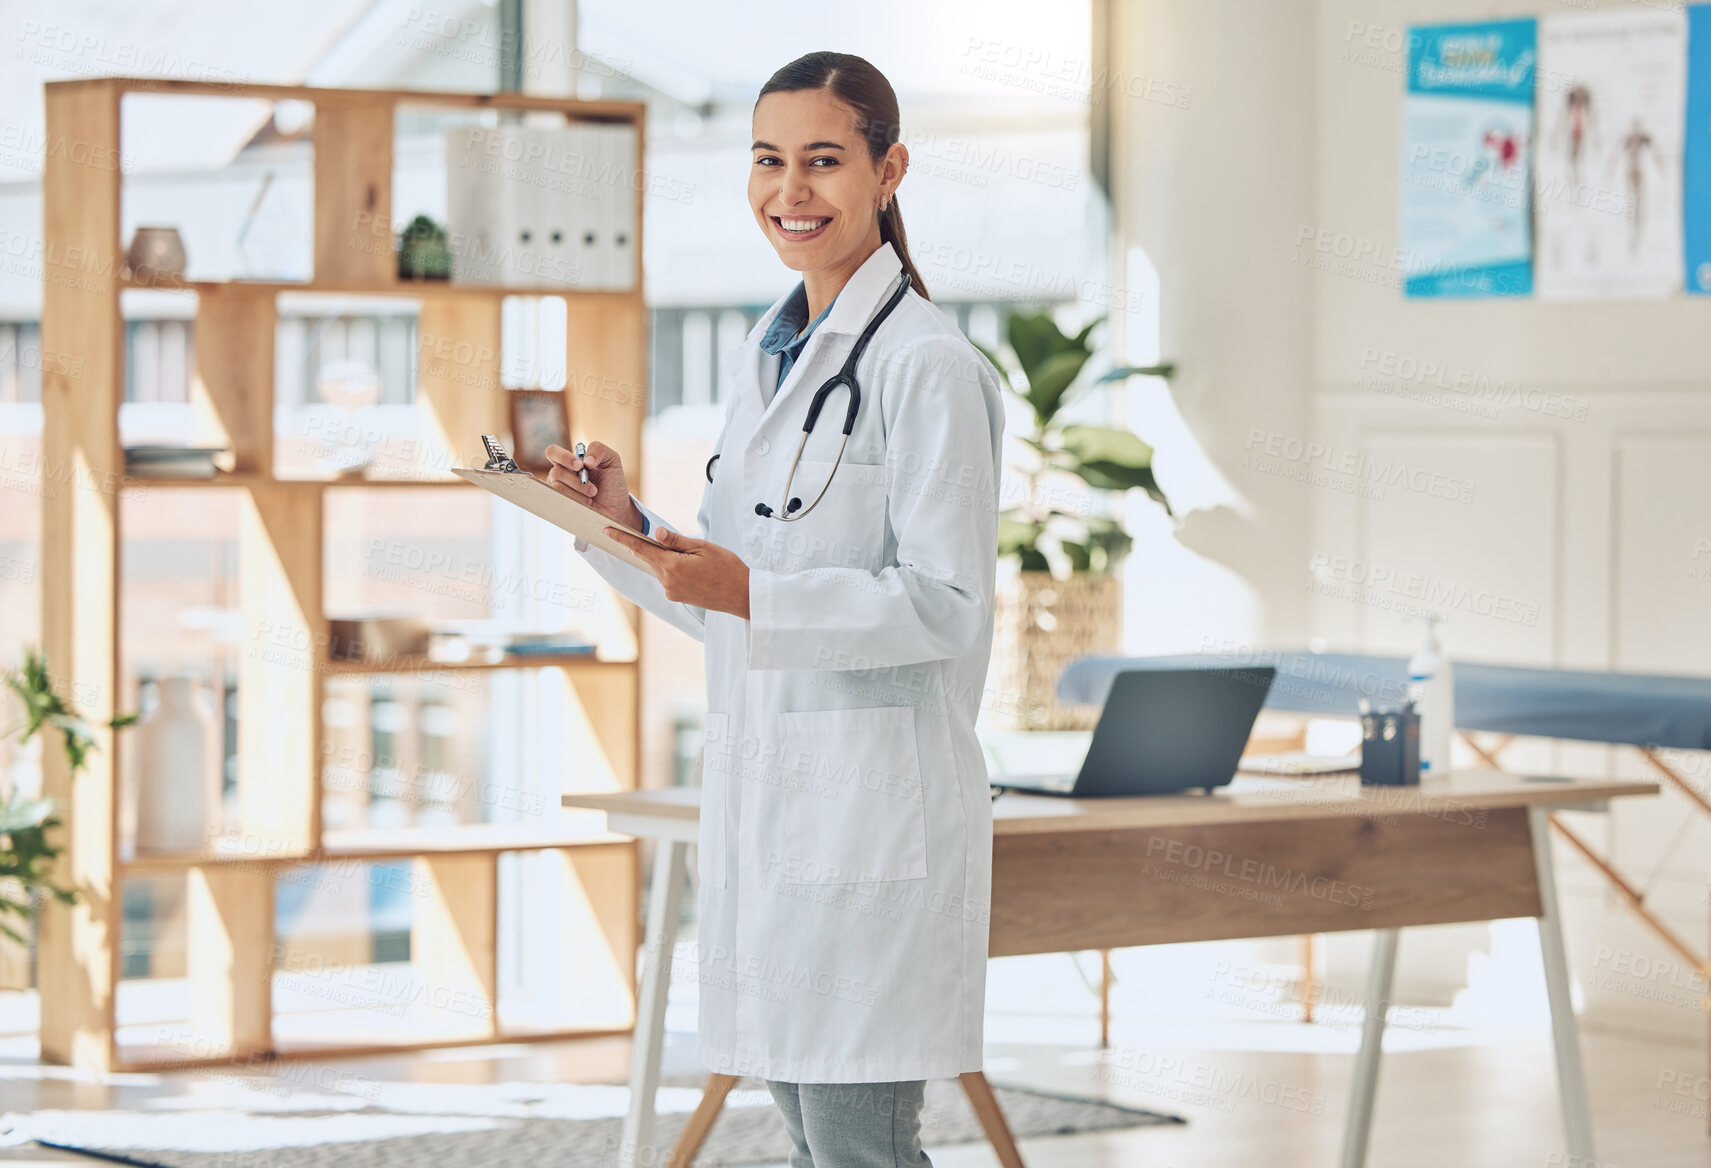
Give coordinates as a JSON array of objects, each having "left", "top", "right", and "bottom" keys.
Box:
[{"left": 453, "top": 435, "right": 671, "bottom": 577}]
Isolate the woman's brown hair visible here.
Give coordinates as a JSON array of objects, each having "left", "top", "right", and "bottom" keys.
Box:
[{"left": 757, "top": 51, "right": 930, "bottom": 300}]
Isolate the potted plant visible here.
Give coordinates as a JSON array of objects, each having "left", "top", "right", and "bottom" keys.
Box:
[
  {"left": 397, "top": 214, "right": 452, "bottom": 281},
  {"left": 977, "top": 313, "right": 1174, "bottom": 730},
  {"left": 1, "top": 650, "right": 134, "bottom": 975}
]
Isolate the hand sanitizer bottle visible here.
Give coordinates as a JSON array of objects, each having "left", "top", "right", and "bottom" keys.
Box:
[{"left": 1406, "top": 615, "right": 1455, "bottom": 777}]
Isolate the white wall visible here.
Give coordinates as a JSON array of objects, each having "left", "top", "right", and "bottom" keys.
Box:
[
  {"left": 1114, "top": 0, "right": 1711, "bottom": 1036},
  {"left": 1109, "top": 0, "right": 1317, "bottom": 657}
]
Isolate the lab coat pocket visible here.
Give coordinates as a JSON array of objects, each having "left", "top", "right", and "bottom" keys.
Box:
[
  {"left": 756, "top": 458, "right": 887, "bottom": 573},
  {"left": 778, "top": 705, "right": 926, "bottom": 884},
  {"left": 699, "top": 711, "right": 733, "bottom": 889}
]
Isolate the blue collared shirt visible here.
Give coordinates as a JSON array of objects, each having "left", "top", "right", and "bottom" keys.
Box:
[
  {"left": 759, "top": 281, "right": 837, "bottom": 403},
  {"left": 634, "top": 284, "right": 834, "bottom": 538}
]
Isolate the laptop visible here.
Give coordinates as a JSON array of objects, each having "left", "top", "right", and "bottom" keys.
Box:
[{"left": 990, "top": 666, "right": 1277, "bottom": 797}]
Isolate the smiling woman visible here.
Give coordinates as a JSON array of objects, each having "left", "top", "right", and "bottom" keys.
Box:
[
  {"left": 748, "top": 52, "right": 932, "bottom": 321},
  {"left": 551, "top": 51, "right": 1005, "bottom": 1168}
]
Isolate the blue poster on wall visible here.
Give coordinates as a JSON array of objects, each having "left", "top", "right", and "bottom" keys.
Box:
[
  {"left": 1400, "top": 19, "right": 1537, "bottom": 298},
  {"left": 1686, "top": 4, "right": 1711, "bottom": 294}
]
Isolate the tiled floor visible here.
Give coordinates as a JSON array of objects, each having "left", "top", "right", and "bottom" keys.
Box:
[{"left": 3, "top": 952, "right": 1707, "bottom": 1167}]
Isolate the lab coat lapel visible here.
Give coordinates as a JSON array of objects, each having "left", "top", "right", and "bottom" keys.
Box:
[
  {"left": 735, "top": 289, "right": 795, "bottom": 422},
  {"left": 732, "top": 340, "right": 773, "bottom": 423},
  {"left": 746, "top": 241, "right": 907, "bottom": 436}
]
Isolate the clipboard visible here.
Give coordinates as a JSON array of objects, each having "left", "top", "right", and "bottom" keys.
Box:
[{"left": 453, "top": 437, "right": 670, "bottom": 576}]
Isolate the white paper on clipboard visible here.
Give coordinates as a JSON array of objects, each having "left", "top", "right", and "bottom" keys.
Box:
[{"left": 453, "top": 467, "right": 667, "bottom": 577}]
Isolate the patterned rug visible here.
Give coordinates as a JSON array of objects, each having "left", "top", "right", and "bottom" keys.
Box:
[{"left": 7, "top": 1073, "right": 1182, "bottom": 1167}]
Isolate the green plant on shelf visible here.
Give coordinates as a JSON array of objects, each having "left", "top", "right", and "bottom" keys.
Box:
[
  {"left": 975, "top": 312, "right": 1176, "bottom": 577},
  {"left": 397, "top": 214, "right": 452, "bottom": 281},
  {"left": 1, "top": 649, "right": 136, "bottom": 945}
]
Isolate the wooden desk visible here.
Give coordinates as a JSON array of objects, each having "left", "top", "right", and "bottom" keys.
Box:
[{"left": 565, "top": 771, "right": 1657, "bottom": 1168}]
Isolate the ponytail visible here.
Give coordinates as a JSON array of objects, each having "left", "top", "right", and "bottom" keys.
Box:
[
  {"left": 758, "top": 52, "right": 931, "bottom": 301},
  {"left": 879, "top": 195, "right": 929, "bottom": 300}
]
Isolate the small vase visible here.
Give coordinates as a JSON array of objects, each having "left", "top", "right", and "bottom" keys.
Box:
[
  {"left": 125, "top": 226, "right": 187, "bottom": 284},
  {"left": 135, "top": 676, "right": 217, "bottom": 853}
]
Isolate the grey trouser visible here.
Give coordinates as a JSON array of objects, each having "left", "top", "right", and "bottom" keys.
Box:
[{"left": 764, "top": 1079, "right": 934, "bottom": 1168}]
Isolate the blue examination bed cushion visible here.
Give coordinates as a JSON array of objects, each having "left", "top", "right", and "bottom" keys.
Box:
[{"left": 1057, "top": 652, "right": 1711, "bottom": 752}]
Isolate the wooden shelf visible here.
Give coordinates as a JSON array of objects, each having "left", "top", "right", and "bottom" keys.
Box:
[
  {"left": 121, "top": 472, "right": 477, "bottom": 490},
  {"left": 121, "top": 819, "right": 630, "bottom": 872},
  {"left": 323, "top": 651, "right": 628, "bottom": 675},
  {"left": 82, "top": 75, "right": 645, "bottom": 118},
  {"left": 118, "top": 273, "right": 641, "bottom": 302},
  {"left": 319, "top": 821, "right": 630, "bottom": 860},
  {"left": 38, "top": 76, "right": 648, "bottom": 1072}
]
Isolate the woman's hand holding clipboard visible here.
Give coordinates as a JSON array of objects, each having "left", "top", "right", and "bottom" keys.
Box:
[{"left": 461, "top": 437, "right": 756, "bottom": 622}]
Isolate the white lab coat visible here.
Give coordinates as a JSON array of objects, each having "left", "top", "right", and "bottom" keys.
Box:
[{"left": 575, "top": 240, "right": 1006, "bottom": 1083}]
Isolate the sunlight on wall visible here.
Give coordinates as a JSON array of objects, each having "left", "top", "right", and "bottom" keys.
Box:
[{"left": 1119, "top": 243, "right": 1262, "bottom": 654}]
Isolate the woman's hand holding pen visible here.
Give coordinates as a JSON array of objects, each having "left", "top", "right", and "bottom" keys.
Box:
[
  {"left": 543, "top": 442, "right": 644, "bottom": 530},
  {"left": 544, "top": 442, "right": 751, "bottom": 620}
]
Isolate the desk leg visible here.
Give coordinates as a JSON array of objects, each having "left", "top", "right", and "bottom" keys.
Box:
[
  {"left": 959, "top": 1071, "right": 1027, "bottom": 1168},
  {"left": 667, "top": 1073, "right": 739, "bottom": 1168},
  {"left": 1338, "top": 928, "right": 1399, "bottom": 1168},
  {"left": 620, "top": 838, "right": 688, "bottom": 1168},
  {"left": 1300, "top": 934, "right": 1317, "bottom": 1024},
  {"left": 1099, "top": 949, "right": 1111, "bottom": 1048},
  {"left": 1531, "top": 806, "right": 1596, "bottom": 1162}
]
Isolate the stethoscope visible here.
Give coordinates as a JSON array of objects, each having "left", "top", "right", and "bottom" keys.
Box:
[{"left": 703, "top": 271, "right": 913, "bottom": 521}]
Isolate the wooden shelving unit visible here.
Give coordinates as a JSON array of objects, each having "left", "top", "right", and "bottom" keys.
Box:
[{"left": 38, "top": 77, "right": 649, "bottom": 1071}]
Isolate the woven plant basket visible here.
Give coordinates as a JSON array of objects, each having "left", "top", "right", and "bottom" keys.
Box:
[{"left": 989, "top": 569, "right": 1122, "bottom": 731}]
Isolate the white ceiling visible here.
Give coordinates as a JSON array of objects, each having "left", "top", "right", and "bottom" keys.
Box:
[
  {"left": 1, "top": 0, "right": 1093, "bottom": 179},
  {"left": 1, "top": 0, "right": 382, "bottom": 181},
  {"left": 0, "top": 0, "right": 1100, "bottom": 310}
]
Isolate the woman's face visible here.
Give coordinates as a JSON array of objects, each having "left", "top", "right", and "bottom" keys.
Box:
[{"left": 749, "top": 87, "right": 905, "bottom": 276}]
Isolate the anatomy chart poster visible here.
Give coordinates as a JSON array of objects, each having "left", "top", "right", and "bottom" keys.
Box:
[
  {"left": 1536, "top": 10, "right": 1686, "bottom": 299},
  {"left": 1684, "top": 3, "right": 1711, "bottom": 295},
  {"left": 1399, "top": 19, "right": 1536, "bottom": 298}
]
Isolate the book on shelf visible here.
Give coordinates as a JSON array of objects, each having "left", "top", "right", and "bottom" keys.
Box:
[{"left": 122, "top": 445, "right": 232, "bottom": 479}]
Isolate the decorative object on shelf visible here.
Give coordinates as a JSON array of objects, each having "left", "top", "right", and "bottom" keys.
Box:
[
  {"left": 976, "top": 314, "right": 1175, "bottom": 730},
  {"left": 134, "top": 675, "right": 218, "bottom": 854},
  {"left": 328, "top": 618, "right": 434, "bottom": 665},
  {"left": 503, "top": 633, "right": 598, "bottom": 657},
  {"left": 314, "top": 357, "right": 382, "bottom": 476},
  {"left": 123, "top": 226, "right": 187, "bottom": 284},
  {"left": 1, "top": 649, "right": 136, "bottom": 946},
  {"left": 426, "top": 620, "right": 598, "bottom": 665},
  {"left": 121, "top": 445, "right": 230, "bottom": 479},
  {"left": 397, "top": 214, "right": 452, "bottom": 281},
  {"left": 508, "top": 389, "right": 571, "bottom": 472}
]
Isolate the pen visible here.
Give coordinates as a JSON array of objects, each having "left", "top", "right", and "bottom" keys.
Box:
[{"left": 574, "top": 441, "right": 589, "bottom": 484}]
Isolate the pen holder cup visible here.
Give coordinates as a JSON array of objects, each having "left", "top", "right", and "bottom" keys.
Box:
[{"left": 1360, "top": 705, "right": 1421, "bottom": 786}]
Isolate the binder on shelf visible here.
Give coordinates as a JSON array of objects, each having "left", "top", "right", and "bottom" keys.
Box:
[
  {"left": 550, "top": 121, "right": 602, "bottom": 291},
  {"left": 585, "top": 124, "right": 614, "bottom": 289},
  {"left": 604, "top": 124, "right": 638, "bottom": 291},
  {"left": 569, "top": 122, "right": 604, "bottom": 289},
  {"left": 443, "top": 121, "right": 637, "bottom": 291},
  {"left": 445, "top": 124, "right": 513, "bottom": 285},
  {"left": 512, "top": 124, "right": 552, "bottom": 289}
]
